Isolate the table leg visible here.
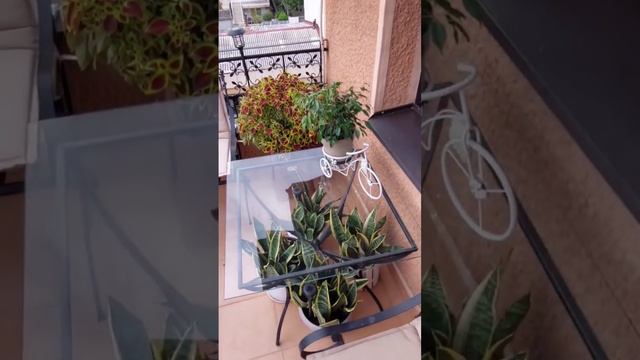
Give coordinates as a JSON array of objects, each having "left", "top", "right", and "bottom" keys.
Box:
[
  {"left": 276, "top": 290, "right": 291, "bottom": 346},
  {"left": 364, "top": 285, "right": 384, "bottom": 312}
]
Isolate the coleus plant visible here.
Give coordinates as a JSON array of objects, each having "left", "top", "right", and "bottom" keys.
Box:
[
  {"left": 237, "top": 73, "right": 319, "bottom": 154},
  {"left": 62, "top": 0, "right": 218, "bottom": 96}
]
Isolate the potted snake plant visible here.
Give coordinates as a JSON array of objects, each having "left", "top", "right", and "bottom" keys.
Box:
[
  {"left": 289, "top": 271, "right": 368, "bottom": 329},
  {"left": 249, "top": 226, "right": 325, "bottom": 303},
  {"left": 329, "top": 207, "right": 394, "bottom": 286},
  {"left": 295, "top": 82, "right": 370, "bottom": 157},
  {"left": 422, "top": 265, "right": 530, "bottom": 359}
]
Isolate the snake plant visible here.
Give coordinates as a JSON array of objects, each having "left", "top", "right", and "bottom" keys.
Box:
[
  {"left": 252, "top": 229, "right": 324, "bottom": 278},
  {"left": 329, "top": 207, "right": 393, "bottom": 258},
  {"left": 289, "top": 271, "right": 368, "bottom": 327},
  {"left": 422, "top": 266, "right": 530, "bottom": 360}
]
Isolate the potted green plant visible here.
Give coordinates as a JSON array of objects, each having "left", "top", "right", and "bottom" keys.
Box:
[
  {"left": 276, "top": 10, "right": 289, "bottom": 21},
  {"left": 289, "top": 271, "right": 368, "bottom": 329},
  {"left": 62, "top": 0, "right": 218, "bottom": 97},
  {"left": 422, "top": 265, "right": 530, "bottom": 359},
  {"left": 248, "top": 226, "right": 325, "bottom": 303},
  {"left": 237, "top": 73, "right": 319, "bottom": 156},
  {"left": 295, "top": 82, "right": 370, "bottom": 157},
  {"left": 329, "top": 208, "right": 394, "bottom": 286}
]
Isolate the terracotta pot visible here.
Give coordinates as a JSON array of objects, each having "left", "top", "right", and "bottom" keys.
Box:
[
  {"left": 298, "top": 307, "right": 352, "bottom": 331},
  {"left": 266, "top": 287, "right": 288, "bottom": 303},
  {"left": 321, "top": 138, "right": 354, "bottom": 158}
]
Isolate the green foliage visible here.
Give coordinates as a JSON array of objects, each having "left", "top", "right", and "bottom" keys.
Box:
[
  {"left": 294, "top": 82, "right": 370, "bottom": 146},
  {"left": 252, "top": 15, "right": 263, "bottom": 24},
  {"left": 289, "top": 271, "right": 368, "bottom": 327},
  {"left": 62, "top": 0, "right": 218, "bottom": 96},
  {"left": 422, "top": 266, "right": 530, "bottom": 360},
  {"left": 237, "top": 73, "right": 319, "bottom": 154},
  {"left": 262, "top": 10, "right": 273, "bottom": 21},
  {"left": 422, "top": 0, "right": 484, "bottom": 52},
  {"left": 292, "top": 187, "right": 334, "bottom": 244},
  {"left": 276, "top": 10, "right": 289, "bottom": 21},
  {"left": 329, "top": 208, "right": 394, "bottom": 258}
]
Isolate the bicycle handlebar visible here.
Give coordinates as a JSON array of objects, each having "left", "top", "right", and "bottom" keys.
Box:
[
  {"left": 421, "top": 63, "right": 476, "bottom": 103},
  {"left": 346, "top": 143, "right": 369, "bottom": 156}
]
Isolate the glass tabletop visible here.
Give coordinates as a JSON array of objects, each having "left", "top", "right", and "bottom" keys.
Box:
[
  {"left": 223, "top": 147, "right": 418, "bottom": 299},
  {"left": 24, "top": 96, "right": 218, "bottom": 360}
]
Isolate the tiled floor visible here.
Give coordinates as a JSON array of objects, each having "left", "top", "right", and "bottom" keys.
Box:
[
  {"left": 218, "top": 185, "right": 420, "bottom": 359},
  {"left": 0, "top": 193, "right": 24, "bottom": 359}
]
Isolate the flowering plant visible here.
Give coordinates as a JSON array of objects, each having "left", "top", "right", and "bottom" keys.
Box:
[
  {"left": 62, "top": 0, "right": 217, "bottom": 96},
  {"left": 237, "top": 73, "right": 319, "bottom": 154}
]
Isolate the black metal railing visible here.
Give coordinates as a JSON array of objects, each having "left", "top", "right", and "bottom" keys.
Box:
[{"left": 219, "top": 45, "right": 325, "bottom": 117}]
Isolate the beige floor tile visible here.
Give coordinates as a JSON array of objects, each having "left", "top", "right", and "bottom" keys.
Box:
[
  {"left": 281, "top": 346, "right": 304, "bottom": 360},
  {"left": 219, "top": 294, "right": 280, "bottom": 359}
]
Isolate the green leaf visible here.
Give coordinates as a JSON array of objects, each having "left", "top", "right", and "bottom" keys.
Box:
[
  {"left": 362, "top": 208, "right": 378, "bottom": 239},
  {"left": 282, "top": 243, "right": 298, "bottom": 265},
  {"left": 437, "top": 347, "right": 466, "bottom": 360},
  {"left": 268, "top": 231, "right": 281, "bottom": 263},
  {"left": 482, "top": 334, "right": 513, "bottom": 360},
  {"left": 462, "top": 0, "right": 485, "bottom": 21},
  {"left": 453, "top": 267, "right": 500, "bottom": 360},
  {"left": 300, "top": 241, "right": 316, "bottom": 269},
  {"left": 346, "top": 208, "right": 362, "bottom": 234},
  {"left": 422, "top": 266, "right": 452, "bottom": 343},
  {"left": 491, "top": 294, "right": 530, "bottom": 346},
  {"left": 169, "top": 324, "right": 196, "bottom": 360},
  {"left": 329, "top": 209, "right": 349, "bottom": 244},
  {"left": 315, "top": 281, "right": 331, "bottom": 322},
  {"left": 368, "top": 234, "right": 386, "bottom": 253},
  {"left": 430, "top": 20, "right": 446, "bottom": 51}
]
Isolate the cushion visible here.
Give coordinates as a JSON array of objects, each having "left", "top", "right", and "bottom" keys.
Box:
[
  {"left": 0, "top": 0, "right": 36, "bottom": 30},
  {"left": 0, "top": 26, "right": 37, "bottom": 49},
  {"left": 0, "top": 48, "right": 37, "bottom": 169},
  {"left": 307, "top": 319, "right": 421, "bottom": 359}
]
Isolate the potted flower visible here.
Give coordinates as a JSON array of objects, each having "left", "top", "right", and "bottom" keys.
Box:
[
  {"left": 329, "top": 208, "right": 395, "bottom": 286},
  {"left": 62, "top": 0, "right": 218, "bottom": 97},
  {"left": 295, "top": 82, "right": 370, "bottom": 157},
  {"left": 237, "top": 73, "right": 319, "bottom": 156},
  {"left": 289, "top": 271, "right": 368, "bottom": 329}
]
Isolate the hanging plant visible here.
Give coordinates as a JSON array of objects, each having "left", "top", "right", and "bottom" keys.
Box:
[{"left": 62, "top": 0, "right": 218, "bottom": 96}]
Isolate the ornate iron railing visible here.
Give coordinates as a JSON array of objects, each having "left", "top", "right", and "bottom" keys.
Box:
[{"left": 219, "top": 45, "right": 325, "bottom": 117}]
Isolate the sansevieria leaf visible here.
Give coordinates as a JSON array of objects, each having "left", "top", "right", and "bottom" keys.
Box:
[
  {"left": 329, "top": 209, "right": 349, "bottom": 244},
  {"left": 267, "top": 231, "right": 281, "bottom": 263},
  {"left": 491, "top": 294, "right": 530, "bottom": 346},
  {"left": 482, "top": 334, "right": 513, "bottom": 360},
  {"left": 452, "top": 267, "right": 500, "bottom": 360},
  {"left": 368, "top": 234, "right": 386, "bottom": 253},
  {"left": 315, "top": 281, "right": 331, "bottom": 321},
  {"left": 346, "top": 208, "right": 362, "bottom": 233},
  {"left": 362, "top": 208, "right": 378, "bottom": 239},
  {"left": 300, "top": 241, "right": 316, "bottom": 269},
  {"left": 437, "top": 347, "right": 466, "bottom": 360},
  {"left": 422, "top": 266, "right": 452, "bottom": 342}
]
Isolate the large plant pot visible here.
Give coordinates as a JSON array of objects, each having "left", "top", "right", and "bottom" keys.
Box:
[
  {"left": 360, "top": 265, "right": 380, "bottom": 287},
  {"left": 266, "top": 287, "right": 288, "bottom": 303},
  {"left": 321, "top": 138, "right": 354, "bottom": 158},
  {"left": 298, "top": 307, "right": 352, "bottom": 331}
]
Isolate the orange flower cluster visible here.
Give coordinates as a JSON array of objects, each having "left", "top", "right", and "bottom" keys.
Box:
[{"left": 237, "top": 73, "right": 319, "bottom": 154}]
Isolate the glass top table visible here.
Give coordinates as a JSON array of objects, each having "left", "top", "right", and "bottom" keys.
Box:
[
  {"left": 223, "top": 147, "right": 418, "bottom": 299},
  {"left": 24, "top": 96, "right": 218, "bottom": 360}
]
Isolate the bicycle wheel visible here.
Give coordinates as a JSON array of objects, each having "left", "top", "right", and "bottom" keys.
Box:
[
  {"left": 320, "top": 157, "right": 333, "bottom": 178},
  {"left": 358, "top": 164, "right": 382, "bottom": 200},
  {"left": 440, "top": 138, "right": 517, "bottom": 241}
]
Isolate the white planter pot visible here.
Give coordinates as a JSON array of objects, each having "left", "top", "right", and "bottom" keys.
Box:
[
  {"left": 266, "top": 287, "right": 288, "bottom": 303},
  {"left": 321, "top": 138, "right": 354, "bottom": 158},
  {"left": 361, "top": 265, "right": 380, "bottom": 287},
  {"left": 298, "top": 307, "right": 352, "bottom": 331}
]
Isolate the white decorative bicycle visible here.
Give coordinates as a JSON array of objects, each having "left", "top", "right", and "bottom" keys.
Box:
[
  {"left": 319, "top": 143, "right": 382, "bottom": 200},
  {"left": 422, "top": 64, "right": 517, "bottom": 241}
]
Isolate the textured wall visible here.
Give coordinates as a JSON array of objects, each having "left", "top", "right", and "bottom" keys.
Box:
[
  {"left": 382, "top": 0, "right": 421, "bottom": 109},
  {"left": 424, "top": 1, "right": 640, "bottom": 357},
  {"left": 324, "top": 0, "right": 422, "bottom": 295}
]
